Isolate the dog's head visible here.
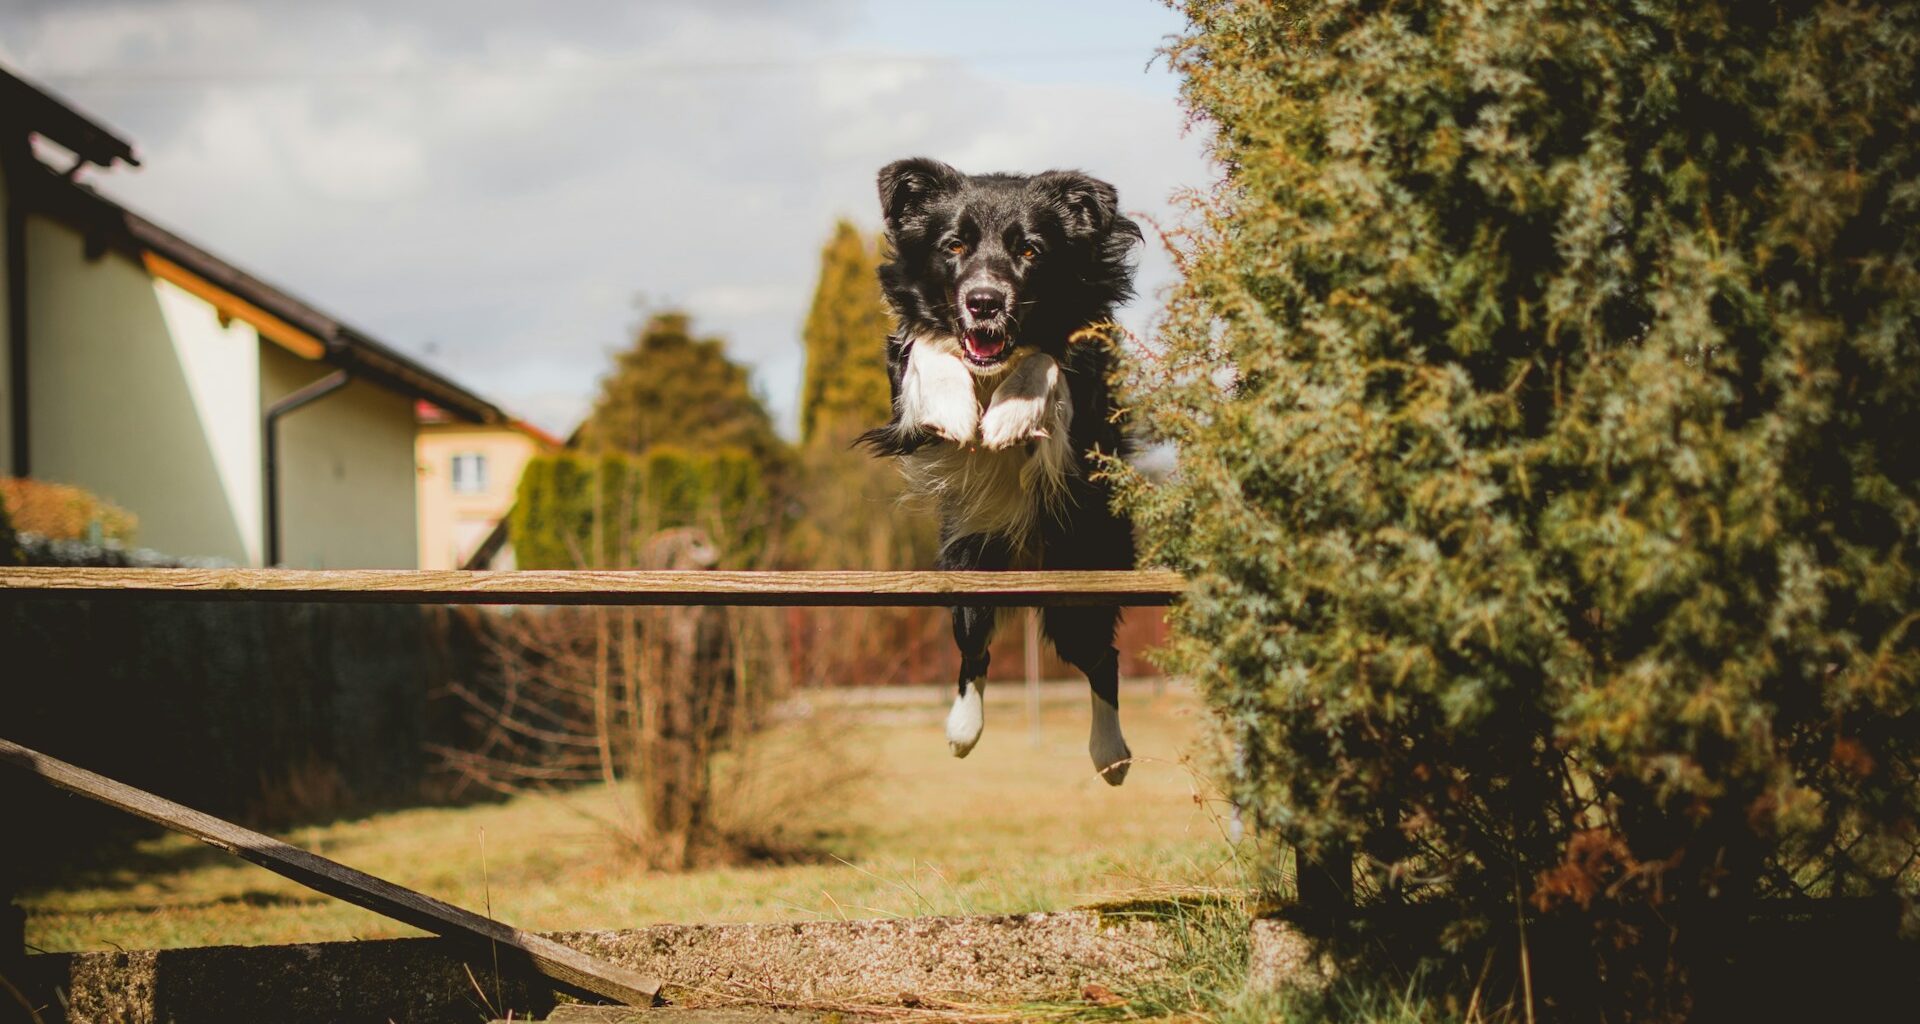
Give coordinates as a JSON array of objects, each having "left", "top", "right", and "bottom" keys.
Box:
[{"left": 876, "top": 158, "right": 1141, "bottom": 374}]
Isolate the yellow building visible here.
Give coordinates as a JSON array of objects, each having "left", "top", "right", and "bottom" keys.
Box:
[
  {"left": 1, "top": 64, "right": 521, "bottom": 568},
  {"left": 415, "top": 402, "right": 561, "bottom": 570}
]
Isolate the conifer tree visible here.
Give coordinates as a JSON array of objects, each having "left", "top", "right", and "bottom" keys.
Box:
[
  {"left": 584, "top": 310, "right": 787, "bottom": 479},
  {"left": 798, "top": 220, "right": 892, "bottom": 447},
  {"left": 1121, "top": 1, "right": 1920, "bottom": 1011}
]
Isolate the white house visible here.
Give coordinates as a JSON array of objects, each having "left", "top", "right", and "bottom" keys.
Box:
[{"left": 0, "top": 64, "right": 514, "bottom": 568}]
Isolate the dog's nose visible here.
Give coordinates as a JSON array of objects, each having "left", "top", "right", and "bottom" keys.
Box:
[{"left": 965, "top": 287, "right": 1006, "bottom": 319}]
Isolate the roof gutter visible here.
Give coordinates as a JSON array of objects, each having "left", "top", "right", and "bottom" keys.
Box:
[
  {"left": 4, "top": 140, "right": 28, "bottom": 476},
  {"left": 328, "top": 326, "right": 508, "bottom": 428},
  {"left": 262, "top": 369, "right": 351, "bottom": 567}
]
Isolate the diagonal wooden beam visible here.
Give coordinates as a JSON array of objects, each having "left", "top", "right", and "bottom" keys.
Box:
[
  {"left": 0, "top": 567, "right": 1188, "bottom": 607},
  {"left": 0, "top": 738, "right": 661, "bottom": 1007}
]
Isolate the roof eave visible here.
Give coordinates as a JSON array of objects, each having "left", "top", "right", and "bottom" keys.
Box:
[
  {"left": 3, "top": 62, "right": 512, "bottom": 428},
  {"left": 0, "top": 65, "right": 139, "bottom": 170},
  {"left": 18, "top": 163, "right": 508, "bottom": 427}
]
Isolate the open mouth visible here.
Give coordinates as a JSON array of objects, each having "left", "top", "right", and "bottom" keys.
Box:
[{"left": 961, "top": 328, "right": 1011, "bottom": 365}]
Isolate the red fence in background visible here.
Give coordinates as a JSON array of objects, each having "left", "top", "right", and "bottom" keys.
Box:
[{"left": 780, "top": 604, "right": 1171, "bottom": 689}]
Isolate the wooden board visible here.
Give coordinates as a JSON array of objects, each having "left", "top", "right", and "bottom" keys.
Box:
[
  {"left": 538, "top": 1009, "right": 823, "bottom": 1024},
  {"left": 0, "top": 738, "right": 662, "bottom": 1007},
  {"left": 0, "top": 568, "right": 1187, "bottom": 607}
]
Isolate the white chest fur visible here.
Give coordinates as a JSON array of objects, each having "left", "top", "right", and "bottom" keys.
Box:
[{"left": 895, "top": 335, "right": 1075, "bottom": 550}]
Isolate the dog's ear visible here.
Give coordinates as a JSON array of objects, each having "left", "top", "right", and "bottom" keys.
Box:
[
  {"left": 878, "top": 158, "right": 962, "bottom": 232},
  {"left": 1037, "top": 171, "right": 1126, "bottom": 238}
]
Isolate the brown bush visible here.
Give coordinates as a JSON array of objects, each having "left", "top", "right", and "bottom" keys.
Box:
[{"left": 0, "top": 477, "right": 137, "bottom": 543}]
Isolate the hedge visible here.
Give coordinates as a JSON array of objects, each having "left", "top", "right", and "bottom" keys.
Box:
[{"left": 1121, "top": 1, "right": 1920, "bottom": 1014}]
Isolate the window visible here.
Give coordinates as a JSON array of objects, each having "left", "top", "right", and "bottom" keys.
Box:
[{"left": 450, "top": 452, "right": 488, "bottom": 494}]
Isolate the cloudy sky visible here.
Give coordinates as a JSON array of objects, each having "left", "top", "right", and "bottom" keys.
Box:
[{"left": 2, "top": 1, "right": 1215, "bottom": 436}]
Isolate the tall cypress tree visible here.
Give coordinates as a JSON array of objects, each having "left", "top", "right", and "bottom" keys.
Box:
[
  {"left": 789, "top": 220, "right": 934, "bottom": 574},
  {"left": 798, "top": 220, "right": 892, "bottom": 447}
]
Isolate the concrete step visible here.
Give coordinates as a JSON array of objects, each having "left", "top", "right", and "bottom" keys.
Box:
[{"left": 26, "top": 908, "right": 1312, "bottom": 1024}]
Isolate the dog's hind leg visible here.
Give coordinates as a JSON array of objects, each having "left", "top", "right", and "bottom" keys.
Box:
[
  {"left": 939, "top": 532, "right": 1009, "bottom": 758},
  {"left": 1045, "top": 605, "right": 1131, "bottom": 786},
  {"left": 1040, "top": 481, "right": 1136, "bottom": 785}
]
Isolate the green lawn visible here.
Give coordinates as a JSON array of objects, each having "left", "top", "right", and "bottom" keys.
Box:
[{"left": 26, "top": 682, "right": 1247, "bottom": 952}]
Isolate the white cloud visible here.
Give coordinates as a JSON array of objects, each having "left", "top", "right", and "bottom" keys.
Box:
[{"left": 686, "top": 283, "right": 810, "bottom": 322}]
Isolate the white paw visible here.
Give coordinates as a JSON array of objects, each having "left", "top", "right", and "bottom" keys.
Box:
[
  {"left": 922, "top": 393, "right": 980, "bottom": 445},
  {"left": 947, "top": 681, "right": 985, "bottom": 758},
  {"left": 979, "top": 392, "right": 1050, "bottom": 449},
  {"left": 1090, "top": 697, "right": 1131, "bottom": 786},
  {"left": 901, "top": 341, "right": 980, "bottom": 444},
  {"left": 979, "top": 353, "right": 1062, "bottom": 449}
]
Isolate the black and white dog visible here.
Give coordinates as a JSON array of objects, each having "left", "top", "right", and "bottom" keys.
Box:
[{"left": 859, "top": 158, "right": 1142, "bottom": 785}]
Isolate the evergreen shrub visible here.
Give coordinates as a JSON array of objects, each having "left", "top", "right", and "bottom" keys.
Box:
[
  {"left": 510, "top": 447, "right": 767, "bottom": 570},
  {"left": 1121, "top": 0, "right": 1920, "bottom": 1008}
]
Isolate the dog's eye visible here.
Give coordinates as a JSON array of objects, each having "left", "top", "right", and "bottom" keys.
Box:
[
  {"left": 946, "top": 241, "right": 967, "bottom": 256},
  {"left": 1019, "top": 245, "right": 1039, "bottom": 261}
]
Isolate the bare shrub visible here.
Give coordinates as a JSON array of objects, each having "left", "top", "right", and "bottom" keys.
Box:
[
  {"left": 433, "top": 528, "right": 855, "bottom": 870},
  {"left": 706, "top": 698, "right": 874, "bottom": 865}
]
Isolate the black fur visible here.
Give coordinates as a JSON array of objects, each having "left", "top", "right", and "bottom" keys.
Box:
[{"left": 858, "top": 157, "right": 1143, "bottom": 780}]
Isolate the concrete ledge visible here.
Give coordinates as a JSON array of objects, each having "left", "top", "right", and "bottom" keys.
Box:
[
  {"left": 1247, "top": 918, "right": 1329, "bottom": 993},
  {"left": 24, "top": 936, "right": 556, "bottom": 1024},
  {"left": 25, "top": 910, "right": 1296, "bottom": 1024},
  {"left": 556, "top": 910, "right": 1173, "bottom": 1006}
]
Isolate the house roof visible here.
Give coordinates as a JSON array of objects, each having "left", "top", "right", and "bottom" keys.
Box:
[
  {"left": 2, "top": 63, "right": 510, "bottom": 426},
  {"left": 0, "top": 66, "right": 139, "bottom": 170},
  {"left": 415, "top": 400, "right": 565, "bottom": 449}
]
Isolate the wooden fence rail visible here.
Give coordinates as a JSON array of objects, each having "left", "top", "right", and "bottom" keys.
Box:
[{"left": 0, "top": 567, "right": 1188, "bottom": 606}]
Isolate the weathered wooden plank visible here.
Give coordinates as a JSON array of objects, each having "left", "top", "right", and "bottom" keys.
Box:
[
  {"left": 0, "top": 738, "right": 662, "bottom": 1007},
  {"left": 538, "top": 1009, "right": 824, "bottom": 1024},
  {"left": 0, "top": 568, "right": 1187, "bottom": 607}
]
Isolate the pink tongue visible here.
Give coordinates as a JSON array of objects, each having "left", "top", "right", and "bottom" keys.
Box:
[{"left": 969, "top": 334, "right": 1006, "bottom": 357}]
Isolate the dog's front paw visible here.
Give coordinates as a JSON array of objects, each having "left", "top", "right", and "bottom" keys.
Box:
[
  {"left": 920, "top": 392, "right": 980, "bottom": 445},
  {"left": 901, "top": 340, "right": 980, "bottom": 444},
  {"left": 980, "top": 353, "right": 1063, "bottom": 450},
  {"left": 979, "top": 391, "right": 1050, "bottom": 449}
]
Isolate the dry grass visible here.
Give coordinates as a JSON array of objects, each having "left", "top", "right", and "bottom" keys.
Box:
[{"left": 25, "top": 681, "right": 1242, "bottom": 952}]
